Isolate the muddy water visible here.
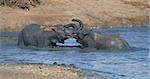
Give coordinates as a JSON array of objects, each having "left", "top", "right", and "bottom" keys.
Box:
[{"left": 0, "top": 27, "right": 149, "bottom": 79}]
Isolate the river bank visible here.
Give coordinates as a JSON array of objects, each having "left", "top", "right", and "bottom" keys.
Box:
[
  {"left": 0, "top": 64, "right": 110, "bottom": 79},
  {"left": 0, "top": 0, "right": 149, "bottom": 32}
]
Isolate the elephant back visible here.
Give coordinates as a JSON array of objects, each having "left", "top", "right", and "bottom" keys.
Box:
[{"left": 21, "top": 24, "right": 42, "bottom": 46}]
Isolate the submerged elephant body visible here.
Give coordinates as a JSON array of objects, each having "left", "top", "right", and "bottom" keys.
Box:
[
  {"left": 67, "top": 19, "right": 131, "bottom": 50},
  {"left": 18, "top": 24, "right": 69, "bottom": 47},
  {"left": 75, "top": 30, "right": 130, "bottom": 50},
  {"left": 95, "top": 35, "right": 130, "bottom": 50}
]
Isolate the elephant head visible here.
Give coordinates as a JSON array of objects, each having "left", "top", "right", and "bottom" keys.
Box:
[
  {"left": 62, "top": 19, "right": 92, "bottom": 48},
  {"left": 48, "top": 20, "right": 83, "bottom": 45},
  {"left": 63, "top": 19, "right": 84, "bottom": 37},
  {"left": 71, "top": 19, "right": 84, "bottom": 35},
  {"left": 67, "top": 19, "right": 130, "bottom": 50},
  {"left": 65, "top": 19, "right": 90, "bottom": 40},
  {"left": 50, "top": 27, "right": 71, "bottom": 44}
]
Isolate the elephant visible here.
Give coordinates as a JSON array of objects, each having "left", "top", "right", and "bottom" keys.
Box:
[
  {"left": 18, "top": 23, "right": 73, "bottom": 48},
  {"left": 69, "top": 19, "right": 131, "bottom": 50}
]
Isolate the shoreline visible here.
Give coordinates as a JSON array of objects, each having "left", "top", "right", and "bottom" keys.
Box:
[{"left": 0, "top": 64, "right": 110, "bottom": 79}]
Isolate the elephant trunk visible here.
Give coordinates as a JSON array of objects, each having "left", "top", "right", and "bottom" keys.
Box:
[
  {"left": 63, "top": 23, "right": 76, "bottom": 29},
  {"left": 71, "top": 19, "right": 84, "bottom": 34}
]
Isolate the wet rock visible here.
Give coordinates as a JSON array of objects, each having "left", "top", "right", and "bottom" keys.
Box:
[
  {"left": 53, "top": 62, "right": 57, "bottom": 65},
  {"left": 60, "top": 63, "right": 66, "bottom": 67},
  {"left": 69, "top": 64, "right": 76, "bottom": 68},
  {"left": 53, "top": 62, "right": 77, "bottom": 69},
  {"left": 39, "top": 66, "right": 42, "bottom": 69}
]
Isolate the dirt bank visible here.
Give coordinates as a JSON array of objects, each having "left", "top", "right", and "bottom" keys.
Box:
[
  {"left": 0, "top": 64, "right": 110, "bottom": 79},
  {"left": 0, "top": 0, "right": 149, "bottom": 32}
]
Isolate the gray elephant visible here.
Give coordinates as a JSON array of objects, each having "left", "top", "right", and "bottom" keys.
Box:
[
  {"left": 18, "top": 23, "right": 72, "bottom": 48},
  {"left": 69, "top": 19, "right": 130, "bottom": 50}
]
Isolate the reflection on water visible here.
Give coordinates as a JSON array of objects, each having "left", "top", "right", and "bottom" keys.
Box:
[{"left": 0, "top": 27, "right": 149, "bottom": 79}]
